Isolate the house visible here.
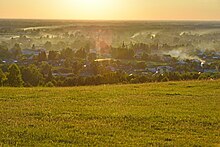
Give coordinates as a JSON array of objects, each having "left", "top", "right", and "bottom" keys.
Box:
[
  {"left": 89, "top": 49, "right": 97, "bottom": 54},
  {"left": 156, "top": 66, "right": 174, "bottom": 74},
  {"left": 22, "top": 49, "right": 45, "bottom": 56},
  {"left": 177, "top": 60, "right": 187, "bottom": 65},
  {"left": 134, "top": 49, "right": 144, "bottom": 59},
  {"left": 146, "top": 67, "right": 157, "bottom": 73},
  {"left": 203, "top": 69, "right": 218, "bottom": 73},
  {"left": 163, "top": 55, "right": 173, "bottom": 62}
]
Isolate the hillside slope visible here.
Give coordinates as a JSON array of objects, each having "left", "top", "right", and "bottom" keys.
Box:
[{"left": 0, "top": 80, "right": 219, "bottom": 146}]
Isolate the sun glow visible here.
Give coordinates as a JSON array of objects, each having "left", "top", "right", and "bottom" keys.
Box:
[
  {"left": 77, "top": 0, "right": 111, "bottom": 9},
  {"left": 61, "top": 0, "right": 117, "bottom": 20},
  {"left": 1, "top": 0, "right": 220, "bottom": 20}
]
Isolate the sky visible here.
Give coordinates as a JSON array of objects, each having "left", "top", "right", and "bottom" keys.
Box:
[{"left": 0, "top": 0, "right": 220, "bottom": 20}]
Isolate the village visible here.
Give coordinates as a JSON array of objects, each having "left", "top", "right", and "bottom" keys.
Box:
[{"left": 0, "top": 20, "right": 220, "bottom": 86}]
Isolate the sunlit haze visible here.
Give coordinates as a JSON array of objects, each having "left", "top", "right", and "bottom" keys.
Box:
[{"left": 0, "top": 0, "right": 220, "bottom": 20}]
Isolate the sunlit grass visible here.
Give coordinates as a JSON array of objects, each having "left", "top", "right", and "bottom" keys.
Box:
[{"left": 0, "top": 80, "right": 219, "bottom": 146}]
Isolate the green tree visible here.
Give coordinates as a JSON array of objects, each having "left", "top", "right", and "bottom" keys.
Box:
[
  {"left": 45, "top": 81, "right": 54, "bottom": 87},
  {"left": 46, "top": 68, "right": 53, "bottom": 82},
  {"left": 40, "top": 62, "right": 51, "bottom": 77},
  {"left": 38, "top": 51, "right": 47, "bottom": 62},
  {"left": 64, "top": 58, "right": 72, "bottom": 68},
  {"left": 75, "top": 48, "right": 87, "bottom": 59},
  {"left": 111, "top": 45, "right": 134, "bottom": 59},
  {"left": 11, "top": 43, "right": 22, "bottom": 59},
  {"left": 48, "top": 51, "right": 59, "bottom": 60},
  {"left": 0, "top": 69, "right": 7, "bottom": 86},
  {"left": 7, "top": 64, "right": 24, "bottom": 87},
  {"left": 32, "top": 44, "right": 36, "bottom": 50},
  {"left": 44, "top": 41, "right": 52, "bottom": 50},
  {"left": 88, "top": 53, "right": 97, "bottom": 61},
  {"left": 21, "top": 64, "right": 44, "bottom": 86},
  {"left": 60, "top": 48, "right": 74, "bottom": 59},
  {"left": 56, "top": 41, "right": 66, "bottom": 50},
  {"left": 0, "top": 45, "right": 10, "bottom": 59}
]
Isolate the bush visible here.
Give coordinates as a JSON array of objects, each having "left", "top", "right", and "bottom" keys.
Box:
[
  {"left": 161, "top": 77, "right": 169, "bottom": 82},
  {"left": 198, "top": 73, "right": 210, "bottom": 80},
  {"left": 45, "top": 82, "right": 55, "bottom": 87}
]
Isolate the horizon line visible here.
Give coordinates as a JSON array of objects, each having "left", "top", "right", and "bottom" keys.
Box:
[{"left": 1, "top": 17, "right": 220, "bottom": 22}]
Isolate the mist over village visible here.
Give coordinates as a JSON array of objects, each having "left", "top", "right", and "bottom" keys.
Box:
[{"left": 1, "top": 20, "right": 220, "bottom": 86}]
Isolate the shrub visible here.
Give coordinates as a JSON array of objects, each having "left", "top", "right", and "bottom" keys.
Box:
[{"left": 45, "top": 82, "right": 55, "bottom": 87}]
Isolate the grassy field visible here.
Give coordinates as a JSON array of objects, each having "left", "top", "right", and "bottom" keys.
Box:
[{"left": 0, "top": 80, "right": 219, "bottom": 146}]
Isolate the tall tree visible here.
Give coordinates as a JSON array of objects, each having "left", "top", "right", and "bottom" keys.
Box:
[
  {"left": 0, "top": 69, "right": 7, "bottom": 86},
  {"left": 0, "top": 45, "right": 10, "bottom": 59},
  {"left": 60, "top": 48, "right": 74, "bottom": 59},
  {"left": 44, "top": 41, "right": 52, "bottom": 50},
  {"left": 7, "top": 64, "right": 24, "bottom": 87},
  {"left": 40, "top": 62, "right": 51, "bottom": 77},
  {"left": 38, "top": 51, "right": 47, "bottom": 62},
  {"left": 11, "top": 43, "right": 22, "bottom": 59},
  {"left": 21, "top": 64, "right": 44, "bottom": 86},
  {"left": 75, "top": 48, "right": 87, "bottom": 59},
  {"left": 48, "top": 51, "right": 59, "bottom": 60},
  {"left": 32, "top": 44, "right": 36, "bottom": 50},
  {"left": 46, "top": 68, "right": 53, "bottom": 82}
]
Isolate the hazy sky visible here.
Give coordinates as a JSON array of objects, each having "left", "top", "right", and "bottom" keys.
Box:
[{"left": 0, "top": 0, "right": 220, "bottom": 20}]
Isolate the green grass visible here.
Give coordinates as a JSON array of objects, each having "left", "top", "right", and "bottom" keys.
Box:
[{"left": 0, "top": 80, "right": 219, "bottom": 146}]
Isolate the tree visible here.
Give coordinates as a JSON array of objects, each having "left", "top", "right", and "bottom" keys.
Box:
[
  {"left": 161, "top": 76, "right": 169, "bottom": 82},
  {"left": 45, "top": 81, "right": 54, "bottom": 87},
  {"left": 21, "top": 64, "right": 44, "bottom": 86},
  {"left": 136, "top": 61, "right": 146, "bottom": 69},
  {"left": 167, "top": 72, "right": 182, "bottom": 81},
  {"left": 7, "top": 64, "right": 24, "bottom": 87},
  {"left": 88, "top": 53, "right": 97, "bottom": 61},
  {"left": 75, "top": 48, "right": 87, "bottom": 59},
  {"left": 32, "top": 44, "right": 36, "bottom": 50},
  {"left": 111, "top": 45, "right": 134, "bottom": 59},
  {"left": 44, "top": 41, "right": 52, "bottom": 50},
  {"left": 38, "top": 51, "right": 47, "bottom": 62},
  {"left": 60, "top": 48, "right": 74, "bottom": 59},
  {"left": 40, "top": 62, "right": 51, "bottom": 77},
  {"left": 11, "top": 43, "right": 22, "bottom": 59},
  {"left": 55, "top": 41, "right": 66, "bottom": 50},
  {"left": 0, "top": 69, "right": 7, "bottom": 86},
  {"left": 0, "top": 45, "right": 10, "bottom": 59},
  {"left": 46, "top": 68, "right": 53, "bottom": 82},
  {"left": 64, "top": 58, "right": 72, "bottom": 68},
  {"left": 48, "top": 51, "right": 59, "bottom": 60}
]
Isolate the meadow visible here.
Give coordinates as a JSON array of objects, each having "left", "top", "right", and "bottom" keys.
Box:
[{"left": 0, "top": 80, "right": 219, "bottom": 146}]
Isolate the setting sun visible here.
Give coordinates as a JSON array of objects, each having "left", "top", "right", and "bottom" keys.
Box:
[
  {"left": 75, "top": 0, "right": 112, "bottom": 8},
  {"left": 72, "top": 0, "right": 116, "bottom": 19}
]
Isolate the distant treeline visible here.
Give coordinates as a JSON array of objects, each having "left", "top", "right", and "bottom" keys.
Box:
[{"left": 0, "top": 63, "right": 220, "bottom": 87}]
